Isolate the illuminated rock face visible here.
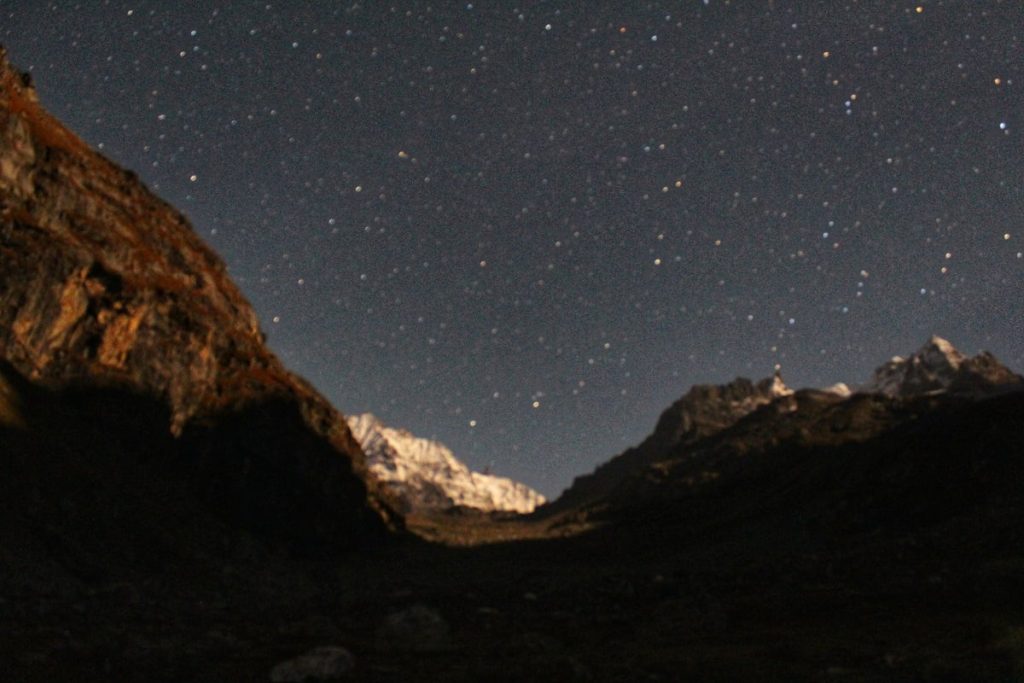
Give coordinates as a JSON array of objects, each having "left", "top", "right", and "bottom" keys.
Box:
[
  {"left": 0, "top": 48, "right": 398, "bottom": 551},
  {"left": 861, "top": 335, "right": 1023, "bottom": 398},
  {"left": 0, "top": 47, "right": 268, "bottom": 430},
  {"left": 348, "top": 413, "right": 546, "bottom": 515}
]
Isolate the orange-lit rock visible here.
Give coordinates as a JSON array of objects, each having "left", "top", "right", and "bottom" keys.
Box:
[{"left": 0, "top": 47, "right": 400, "bottom": 552}]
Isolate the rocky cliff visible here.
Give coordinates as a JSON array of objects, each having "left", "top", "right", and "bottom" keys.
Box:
[{"left": 0, "top": 48, "right": 398, "bottom": 553}]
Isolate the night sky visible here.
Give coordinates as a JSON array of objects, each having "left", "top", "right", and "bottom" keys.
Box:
[{"left": 3, "top": 2, "right": 1022, "bottom": 496}]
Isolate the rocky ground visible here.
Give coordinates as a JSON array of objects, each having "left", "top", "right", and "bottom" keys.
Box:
[
  {"left": 4, "top": 388, "right": 1023, "bottom": 682},
  {"left": 4, "top": 512, "right": 1023, "bottom": 683}
]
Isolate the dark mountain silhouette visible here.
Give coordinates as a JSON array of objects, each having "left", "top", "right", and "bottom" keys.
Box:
[
  {"left": 543, "top": 336, "right": 1024, "bottom": 534},
  {"left": 546, "top": 373, "right": 793, "bottom": 514}
]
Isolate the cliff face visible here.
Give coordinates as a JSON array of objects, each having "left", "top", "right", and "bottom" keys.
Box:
[
  {"left": 0, "top": 48, "right": 398, "bottom": 552},
  {"left": 1, "top": 48, "right": 268, "bottom": 428}
]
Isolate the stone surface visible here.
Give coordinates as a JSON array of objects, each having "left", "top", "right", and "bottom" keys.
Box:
[
  {"left": 376, "top": 604, "right": 451, "bottom": 653},
  {"left": 269, "top": 646, "right": 355, "bottom": 682},
  {"left": 0, "top": 47, "right": 399, "bottom": 551}
]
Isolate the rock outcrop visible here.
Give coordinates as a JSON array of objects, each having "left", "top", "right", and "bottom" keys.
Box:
[{"left": 0, "top": 48, "right": 398, "bottom": 553}]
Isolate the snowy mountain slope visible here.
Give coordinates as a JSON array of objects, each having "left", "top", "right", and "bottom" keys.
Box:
[
  {"left": 861, "top": 335, "right": 1023, "bottom": 398},
  {"left": 347, "top": 413, "right": 545, "bottom": 514}
]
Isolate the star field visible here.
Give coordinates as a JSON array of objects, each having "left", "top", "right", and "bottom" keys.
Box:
[{"left": 4, "top": 1, "right": 1022, "bottom": 496}]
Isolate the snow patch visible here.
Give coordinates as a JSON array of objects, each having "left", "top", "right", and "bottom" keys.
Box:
[{"left": 822, "top": 382, "right": 852, "bottom": 397}]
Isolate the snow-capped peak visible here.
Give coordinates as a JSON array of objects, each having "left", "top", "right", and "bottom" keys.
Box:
[
  {"left": 861, "top": 336, "right": 1019, "bottom": 398},
  {"left": 918, "top": 335, "right": 966, "bottom": 369},
  {"left": 346, "top": 413, "right": 545, "bottom": 515},
  {"left": 822, "top": 382, "right": 852, "bottom": 397}
]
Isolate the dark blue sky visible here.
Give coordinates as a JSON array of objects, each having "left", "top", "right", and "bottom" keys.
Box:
[{"left": 4, "top": 1, "right": 1022, "bottom": 496}]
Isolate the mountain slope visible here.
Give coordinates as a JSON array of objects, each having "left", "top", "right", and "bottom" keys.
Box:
[
  {"left": 543, "top": 337, "right": 1024, "bottom": 545},
  {"left": 348, "top": 413, "right": 545, "bottom": 514},
  {"left": 862, "top": 334, "right": 1023, "bottom": 398},
  {"left": 0, "top": 47, "right": 398, "bottom": 554},
  {"left": 547, "top": 373, "right": 793, "bottom": 512}
]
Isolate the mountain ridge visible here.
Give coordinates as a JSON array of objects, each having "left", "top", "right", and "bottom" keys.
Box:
[
  {"left": 348, "top": 412, "right": 545, "bottom": 515},
  {"left": 861, "top": 334, "right": 1023, "bottom": 398},
  {"left": 544, "top": 336, "right": 1023, "bottom": 516}
]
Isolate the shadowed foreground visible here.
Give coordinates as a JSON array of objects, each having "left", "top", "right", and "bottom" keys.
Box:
[{"left": 3, "top": 373, "right": 1024, "bottom": 682}]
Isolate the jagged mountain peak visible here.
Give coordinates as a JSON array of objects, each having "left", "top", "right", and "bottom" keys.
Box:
[
  {"left": 347, "top": 413, "right": 545, "bottom": 515},
  {"left": 551, "top": 339, "right": 1022, "bottom": 516},
  {"left": 862, "top": 336, "right": 1021, "bottom": 398},
  {"left": 650, "top": 372, "right": 793, "bottom": 448},
  {"left": 916, "top": 334, "right": 966, "bottom": 368},
  {"left": 549, "top": 372, "right": 795, "bottom": 512}
]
